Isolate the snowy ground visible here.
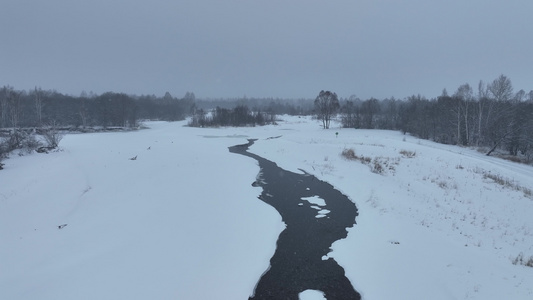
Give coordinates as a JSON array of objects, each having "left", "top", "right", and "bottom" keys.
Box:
[{"left": 1, "top": 116, "right": 532, "bottom": 299}]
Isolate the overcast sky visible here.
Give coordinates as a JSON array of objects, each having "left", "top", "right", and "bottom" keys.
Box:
[{"left": 1, "top": 0, "right": 532, "bottom": 99}]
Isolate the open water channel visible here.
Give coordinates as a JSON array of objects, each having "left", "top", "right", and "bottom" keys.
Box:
[{"left": 229, "top": 139, "right": 361, "bottom": 300}]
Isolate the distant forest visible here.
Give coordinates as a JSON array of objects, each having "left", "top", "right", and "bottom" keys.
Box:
[
  {"left": 0, "top": 87, "right": 312, "bottom": 129},
  {"left": 1, "top": 74, "right": 532, "bottom": 162}
]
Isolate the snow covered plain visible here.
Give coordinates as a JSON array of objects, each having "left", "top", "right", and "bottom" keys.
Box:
[{"left": 1, "top": 115, "right": 532, "bottom": 299}]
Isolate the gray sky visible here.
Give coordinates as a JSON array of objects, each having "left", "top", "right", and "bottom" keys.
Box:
[{"left": 1, "top": 0, "right": 532, "bottom": 99}]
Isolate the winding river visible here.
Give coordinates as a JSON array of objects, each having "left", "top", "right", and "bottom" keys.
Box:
[{"left": 229, "top": 139, "right": 361, "bottom": 300}]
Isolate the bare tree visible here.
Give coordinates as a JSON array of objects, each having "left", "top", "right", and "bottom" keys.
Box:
[
  {"left": 454, "top": 83, "right": 474, "bottom": 145},
  {"left": 488, "top": 74, "right": 513, "bottom": 102},
  {"left": 380, "top": 97, "right": 399, "bottom": 130},
  {"left": 314, "top": 90, "right": 339, "bottom": 129},
  {"left": 5, "top": 88, "right": 21, "bottom": 129},
  {"left": 0, "top": 86, "right": 12, "bottom": 128},
  {"left": 32, "top": 86, "right": 45, "bottom": 127},
  {"left": 0, "top": 135, "right": 7, "bottom": 169},
  {"left": 476, "top": 80, "right": 490, "bottom": 145},
  {"left": 340, "top": 100, "right": 360, "bottom": 128},
  {"left": 514, "top": 89, "right": 526, "bottom": 102},
  {"left": 360, "top": 98, "right": 381, "bottom": 129},
  {"left": 483, "top": 75, "right": 517, "bottom": 153},
  {"left": 79, "top": 91, "right": 89, "bottom": 128}
]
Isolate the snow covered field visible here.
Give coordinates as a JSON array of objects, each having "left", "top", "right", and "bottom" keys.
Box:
[{"left": 1, "top": 115, "right": 532, "bottom": 299}]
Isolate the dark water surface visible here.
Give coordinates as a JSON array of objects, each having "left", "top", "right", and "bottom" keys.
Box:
[{"left": 229, "top": 139, "right": 361, "bottom": 300}]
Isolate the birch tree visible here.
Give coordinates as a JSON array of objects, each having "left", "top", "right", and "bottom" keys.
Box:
[{"left": 454, "top": 83, "right": 474, "bottom": 145}]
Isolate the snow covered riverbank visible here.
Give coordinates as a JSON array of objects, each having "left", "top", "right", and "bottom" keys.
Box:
[{"left": 1, "top": 116, "right": 532, "bottom": 299}]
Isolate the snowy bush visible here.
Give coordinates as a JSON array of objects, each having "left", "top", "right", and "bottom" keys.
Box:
[
  {"left": 0, "top": 129, "right": 60, "bottom": 167},
  {"left": 0, "top": 131, "right": 43, "bottom": 168},
  {"left": 1, "top": 130, "right": 37, "bottom": 156},
  {"left": 21, "top": 132, "right": 43, "bottom": 154},
  {"left": 4, "top": 130, "right": 25, "bottom": 151},
  {"left": 42, "top": 128, "right": 64, "bottom": 149}
]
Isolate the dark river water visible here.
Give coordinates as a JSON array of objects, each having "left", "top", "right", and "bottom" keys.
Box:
[{"left": 229, "top": 139, "right": 361, "bottom": 300}]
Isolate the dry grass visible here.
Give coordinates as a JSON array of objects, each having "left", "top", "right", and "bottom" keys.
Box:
[
  {"left": 479, "top": 171, "right": 533, "bottom": 199},
  {"left": 399, "top": 149, "right": 416, "bottom": 158},
  {"left": 512, "top": 253, "right": 533, "bottom": 268},
  {"left": 497, "top": 155, "right": 523, "bottom": 163},
  {"left": 372, "top": 159, "right": 384, "bottom": 174},
  {"left": 341, "top": 148, "right": 398, "bottom": 175}
]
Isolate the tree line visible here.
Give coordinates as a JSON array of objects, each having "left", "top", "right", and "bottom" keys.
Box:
[
  {"left": 0, "top": 87, "right": 314, "bottom": 130},
  {"left": 325, "top": 75, "right": 533, "bottom": 161},
  {"left": 0, "top": 87, "right": 200, "bottom": 130}
]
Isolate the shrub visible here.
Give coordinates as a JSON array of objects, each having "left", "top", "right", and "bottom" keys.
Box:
[
  {"left": 21, "top": 133, "right": 43, "bottom": 153},
  {"left": 5, "top": 130, "right": 24, "bottom": 152},
  {"left": 0, "top": 139, "right": 5, "bottom": 170},
  {"left": 399, "top": 149, "right": 416, "bottom": 158},
  {"left": 341, "top": 148, "right": 358, "bottom": 160},
  {"left": 42, "top": 128, "right": 64, "bottom": 148}
]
